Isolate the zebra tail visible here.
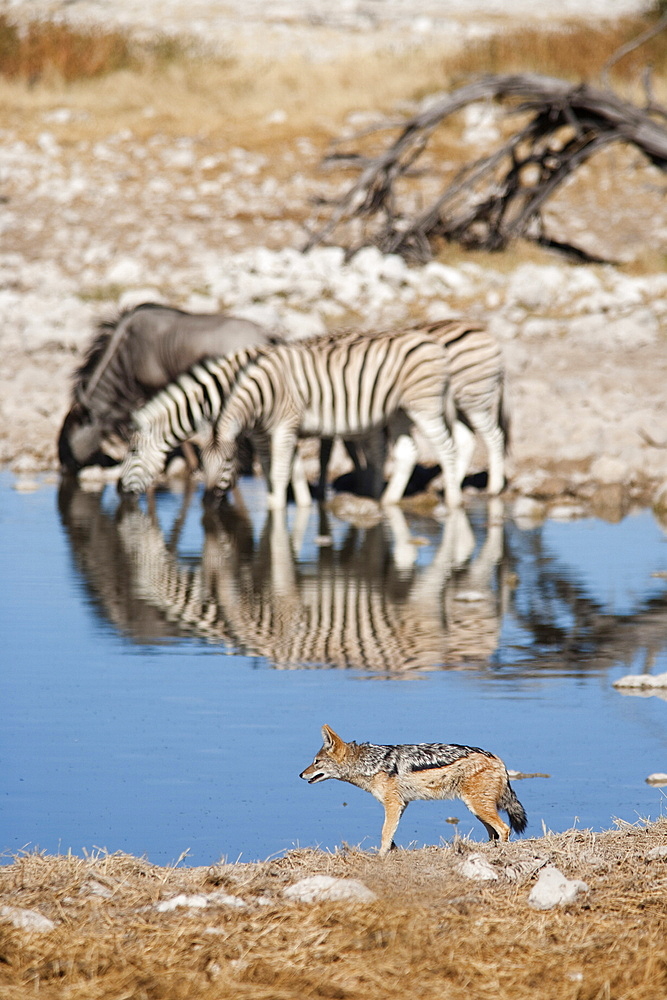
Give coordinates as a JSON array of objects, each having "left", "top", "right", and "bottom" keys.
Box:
[{"left": 499, "top": 376, "right": 511, "bottom": 454}]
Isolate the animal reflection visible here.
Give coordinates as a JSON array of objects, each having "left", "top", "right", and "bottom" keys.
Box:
[
  {"left": 506, "top": 527, "right": 667, "bottom": 675},
  {"left": 58, "top": 482, "right": 507, "bottom": 669}
]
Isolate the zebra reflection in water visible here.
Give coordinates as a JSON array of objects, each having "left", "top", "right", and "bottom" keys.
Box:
[{"left": 61, "top": 485, "right": 507, "bottom": 670}]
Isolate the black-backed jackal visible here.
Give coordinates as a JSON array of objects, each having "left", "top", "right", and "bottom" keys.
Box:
[{"left": 300, "top": 724, "right": 527, "bottom": 856}]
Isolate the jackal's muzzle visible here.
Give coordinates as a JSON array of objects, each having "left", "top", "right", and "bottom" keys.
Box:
[{"left": 300, "top": 766, "right": 326, "bottom": 784}]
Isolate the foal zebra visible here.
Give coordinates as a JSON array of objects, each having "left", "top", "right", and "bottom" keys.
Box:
[
  {"left": 202, "top": 325, "right": 462, "bottom": 510},
  {"left": 118, "top": 346, "right": 312, "bottom": 505}
]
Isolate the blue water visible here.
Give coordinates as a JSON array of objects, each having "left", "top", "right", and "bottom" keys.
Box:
[{"left": 2, "top": 473, "right": 666, "bottom": 866}]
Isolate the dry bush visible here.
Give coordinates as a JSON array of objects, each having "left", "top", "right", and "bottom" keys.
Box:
[
  {"left": 1, "top": 821, "right": 666, "bottom": 1000},
  {"left": 445, "top": 15, "right": 667, "bottom": 87},
  {"left": 0, "top": 15, "right": 135, "bottom": 83}
]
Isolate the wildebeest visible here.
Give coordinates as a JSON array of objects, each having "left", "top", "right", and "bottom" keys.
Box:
[{"left": 58, "top": 303, "right": 274, "bottom": 474}]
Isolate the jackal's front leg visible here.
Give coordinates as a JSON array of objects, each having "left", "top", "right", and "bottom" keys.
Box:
[{"left": 378, "top": 794, "right": 407, "bottom": 858}]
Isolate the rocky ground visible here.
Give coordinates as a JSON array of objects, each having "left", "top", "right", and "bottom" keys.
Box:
[{"left": 1, "top": 0, "right": 667, "bottom": 523}]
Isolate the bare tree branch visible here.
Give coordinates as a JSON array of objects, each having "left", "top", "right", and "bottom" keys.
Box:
[{"left": 304, "top": 73, "right": 667, "bottom": 262}]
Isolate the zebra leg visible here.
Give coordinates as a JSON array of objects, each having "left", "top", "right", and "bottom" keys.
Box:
[
  {"left": 291, "top": 452, "right": 313, "bottom": 508},
  {"left": 465, "top": 408, "right": 506, "bottom": 494},
  {"left": 381, "top": 433, "right": 417, "bottom": 505},
  {"left": 453, "top": 418, "right": 476, "bottom": 485},
  {"left": 267, "top": 424, "right": 301, "bottom": 511},
  {"left": 316, "top": 437, "right": 334, "bottom": 501},
  {"left": 361, "top": 428, "right": 387, "bottom": 499},
  {"left": 406, "top": 410, "right": 462, "bottom": 509}
]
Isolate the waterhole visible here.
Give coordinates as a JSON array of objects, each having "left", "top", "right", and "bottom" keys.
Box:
[{"left": 2, "top": 473, "right": 666, "bottom": 865}]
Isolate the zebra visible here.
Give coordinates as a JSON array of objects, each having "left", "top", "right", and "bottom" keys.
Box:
[
  {"left": 201, "top": 325, "right": 463, "bottom": 510},
  {"left": 317, "top": 318, "right": 509, "bottom": 500},
  {"left": 58, "top": 302, "right": 273, "bottom": 474},
  {"left": 117, "top": 347, "right": 313, "bottom": 506}
]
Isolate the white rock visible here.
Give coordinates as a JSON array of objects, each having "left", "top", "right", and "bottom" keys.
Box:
[
  {"left": 590, "top": 455, "right": 629, "bottom": 484},
  {"left": 207, "top": 890, "right": 248, "bottom": 908},
  {"left": 421, "top": 260, "right": 470, "bottom": 292},
  {"left": 106, "top": 257, "right": 144, "bottom": 286},
  {"left": 0, "top": 905, "right": 56, "bottom": 933},
  {"left": 548, "top": 504, "right": 586, "bottom": 521},
  {"left": 155, "top": 893, "right": 209, "bottom": 912},
  {"left": 646, "top": 845, "right": 667, "bottom": 859},
  {"left": 512, "top": 496, "right": 545, "bottom": 522},
  {"left": 528, "top": 866, "right": 589, "bottom": 909},
  {"left": 458, "top": 853, "right": 499, "bottom": 881},
  {"left": 283, "top": 875, "right": 376, "bottom": 903},
  {"left": 507, "top": 264, "right": 564, "bottom": 311},
  {"left": 645, "top": 773, "right": 667, "bottom": 786},
  {"left": 613, "top": 673, "right": 667, "bottom": 689}
]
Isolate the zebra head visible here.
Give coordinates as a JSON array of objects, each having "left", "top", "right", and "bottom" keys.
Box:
[
  {"left": 117, "top": 430, "right": 169, "bottom": 495},
  {"left": 202, "top": 437, "right": 239, "bottom": 499}
]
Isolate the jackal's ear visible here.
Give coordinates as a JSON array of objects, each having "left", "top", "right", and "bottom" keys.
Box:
[{"left": 321, "top": 724, "right": 343, "bottom": 750}]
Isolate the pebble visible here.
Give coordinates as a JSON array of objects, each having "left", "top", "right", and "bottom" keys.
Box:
[
  {"left": 528, "top": 866, "right": 589, "bottom": 910},
  {"left": 613, "top": 673, "right": 667, "bottom": 689},
  {"left": 0, "top": 905, "right": 56, "bottom": 933},
  {"left": 458, "top": 853, "right": 499, "bottom": 881},
  {"left": 283, "top": 875, "right": 377, "bottom": 903}
]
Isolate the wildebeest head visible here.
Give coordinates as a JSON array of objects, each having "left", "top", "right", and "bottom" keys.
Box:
[{"left": 57, "top": 403, "right": 118, "bottom": 472}]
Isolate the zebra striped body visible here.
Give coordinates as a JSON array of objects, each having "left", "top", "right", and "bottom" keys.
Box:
[
  {"left": 118, "top": 346, "right": 313, "bottom": 504},
  {"left": 321, "top": 318, "right": 508, "bottom": 500},
  {"left": 206, "top": 326, "right": 461, "bottom": 510}
]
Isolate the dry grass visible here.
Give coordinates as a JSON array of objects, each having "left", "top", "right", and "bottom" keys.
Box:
[
  {"left": 0, "top": 15, "right": 136, "bottom": 83},
  {"left": 2, "top": 13, "right": 666, "bottom": 144},
  {"left": 1, "top": 820, "right": 666, "bottom": 999},
  {"left": 445, "top": 15, "right": 667, "bottom": 87}
]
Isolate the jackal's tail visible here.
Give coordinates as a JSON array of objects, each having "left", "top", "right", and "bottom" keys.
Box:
[{"left": 500, "top": 782, "right": 527, "bottom": 834}]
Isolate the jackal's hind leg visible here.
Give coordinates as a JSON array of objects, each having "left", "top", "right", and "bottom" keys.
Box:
[
  {"left": 460, "top": 771, "right": 511, "bottom": 842},
  {"left": 464, "top": 800, "right": 510, "bottom": 842}
]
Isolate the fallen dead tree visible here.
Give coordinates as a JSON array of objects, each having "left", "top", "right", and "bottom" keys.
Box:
[{"left": 305, "top": 72, "right": 667, "bottom": 262}]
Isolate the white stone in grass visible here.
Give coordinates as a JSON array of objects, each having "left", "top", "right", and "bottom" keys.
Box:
[
  {"left": 155, "top": 893, "right": 209, "bottom": 912},
  {"left": 283, "top": 875, "right": 376, "bottom": 903},
  {"left": 0, "top": 905, "right": 56, "bottom": 933},
  {"left": 458, "top": 853, "right": 499, "bottom": 881},
  {"left": 528, "top": 866, "right": 589, "bottom": 910}
]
